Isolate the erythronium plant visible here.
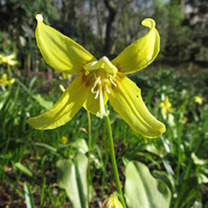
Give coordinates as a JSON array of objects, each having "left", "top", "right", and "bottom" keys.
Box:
[
  {"left": 160, "top": 96, "right": 173, "bottom": 115},
  {"left": 0, "top": 53, "right": 18, "bottom": 66},
  {"left": 0, "top": 53, "right": 18, "bottom": 92},
  {"left": 0, "top": 73, "right": 15, "bottom": 86},
  {"left": 28, "top": 14, "right": 166, "bottom": 208},
  {"left": 28, "top": 14, "right": 165, "bottom": 138}
]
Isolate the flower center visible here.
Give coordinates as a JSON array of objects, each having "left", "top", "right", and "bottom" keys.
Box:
[{"left": 83, "top": 56, "right": 118, "bottom": 118}]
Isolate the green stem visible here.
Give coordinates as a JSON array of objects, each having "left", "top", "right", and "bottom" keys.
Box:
[
  {"left": 7, "top": 63, "right": 12, "bottom": 80},
  {"left": 7, "top": 63, "right": 12, "bottom": 93},
  {"left": 87, "top": 111, "right": 92, "bottom": 205},
  {"left": 105, "top": 115, "right": 126, "bottom": 208}
]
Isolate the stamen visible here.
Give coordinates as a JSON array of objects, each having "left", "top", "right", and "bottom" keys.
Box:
[
  {"left": 109, "top": 77, "right": 117, "bottom": 87},
  {"left": 105, "top": 84, "right": 110, "bottom": 94},
  {"left": 90, "top": 75, "right": 116, "bottom": 118},
  {"left": 91, "top": 76, "right": 101, "bottom": 93},
  {"left": 94, "top": 90, "right": 99, "bottom": 99}
]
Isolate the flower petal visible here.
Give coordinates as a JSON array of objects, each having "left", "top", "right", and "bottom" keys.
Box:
[
  {"left": 2, "top": 73, "right": 7, "bottom": 80},
  {"left": 10, "top": 78, "right": 15, "bottom": 84},
  {"left": 35, "top": 14, "right": 96, "bottom": 74},
  {"left": 108, "top": 74, "right": 165, "bottom": 138},
  {"left": 27, "top": 75, "right": 88, "bottom": 130},
  {"left": 111, "top": 18, "right": 160, "bottom": 74}
]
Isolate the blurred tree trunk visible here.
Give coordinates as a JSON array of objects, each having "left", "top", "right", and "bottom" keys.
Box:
[
  {"left": 95, "top": 0, "right": 103, "bottom": 41},
  {"left": 181, "top": 0, "right": 186, "bottom": 18},
  {"left": 61, "top": 0, "right": 76, "bottom": 37},
  {"left": 103, "top": 0, "right": 116, "bottom": 53}
]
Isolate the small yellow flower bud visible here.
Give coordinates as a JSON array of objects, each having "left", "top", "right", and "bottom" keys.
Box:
[
  {"left": 61, "top": 136, "right": 68, "bottom": 144},
  {"left": 194, "top": 96, "right": 203, "bottom": 105},
  {"left": 182, "top": 117, "right": 188, "bottom": 123},
  {"left": 101, "top": 194, "right": 123, "bottom": 208}
]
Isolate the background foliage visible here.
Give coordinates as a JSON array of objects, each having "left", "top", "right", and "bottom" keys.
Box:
[{"left": 1, "top": 0, "right": 208, "bottom": 71}]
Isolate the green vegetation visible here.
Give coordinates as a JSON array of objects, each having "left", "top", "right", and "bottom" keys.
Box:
[
  {"left": 1, "top": 0, "right": 208, "bottom": 207},
  {"left": 1, "top": 65, "right": 208, "bottom": 207}
]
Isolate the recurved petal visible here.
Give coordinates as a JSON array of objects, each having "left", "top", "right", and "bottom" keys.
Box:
[
  {"left": 111, "top": 18, "right": 160, "bottom": 74},
  {"left": 35, "top": 14, "right": 96, "bottom": 74},
  {"left": 27, "top": 75, "right": 88, "bottom": 130},
  {"left": 108, "top": 74, "right": 165, "bottom": 138}
]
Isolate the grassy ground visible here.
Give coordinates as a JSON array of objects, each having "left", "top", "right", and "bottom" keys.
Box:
[{"left": 0, "top": 64, "right": 208, "bottom": 207}]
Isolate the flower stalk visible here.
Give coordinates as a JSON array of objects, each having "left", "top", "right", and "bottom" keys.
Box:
[
  {"left": 105, "top": 113, "right": 126, "bottom": 208},
  {"left": 7, "top": 64, "right": 12, "bottom": 93},
  {"left": 87, "top": 111, "right": 92, "bottom": 205}
]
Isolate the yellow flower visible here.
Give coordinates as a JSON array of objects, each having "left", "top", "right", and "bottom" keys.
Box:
[
  {"left": 160, "top": 96, "right": 173, "bottom": 115},
  {"left": 182, "top": 117, "right": 188, "bottom": 123},
  {"left": 101, "top": 194, "right": 123, "bottom": 208},
  {"left": 27, "top": 14, "right": 165, "bottom": 138},
  {"left": 0, "top": 73, "right": 15, "bottom": 86},
  {"left": 61, "top": 136, "right": 68, "bottom": 144},
  {"left": 0, "top": 53, "right": 18, "bottom": 66},
  {"left": 194, "top": 96, "right": 203, "bottom": 105}
]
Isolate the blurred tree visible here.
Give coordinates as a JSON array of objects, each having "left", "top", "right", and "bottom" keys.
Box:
[
  {"left": 0, "top": 0, "right": 59, "bottom": 73},
  {"left": 185, "top": 0, "right": 208, "bottom": 61},
  {"left": 164, "top": 0, "right": 192, "bottom": 62},
  {"left": 162, "top": 0, "right": 208, "bottom": 62},
  {"left": 0, "top": 0, "right": 208, "bottom": 73},
  {"left": 103, "top": 0, "right": 116, "bottom": 54}
]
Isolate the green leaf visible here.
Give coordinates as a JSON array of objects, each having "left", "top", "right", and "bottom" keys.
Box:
[
  {"left": 69, "top": 138, "right": 88, "bottom": 154},
  {"left": 24, "top": 181, "right": 35, "bottom": 208},
  {"left": 89, "top": 185, "right": 95, "bottom": 202},
  {"left": 198, "top": 173, "right": 208, "bottom": 184},
  {"left": 162, "top": 159, "right": 174, "bottom": 176},
  {"left": 122, "top": 157, "right": 130, "bottom": 167},
  {"left": 32, "top": 94, "right": 53, "bottom": 110},
  {"left": 124, "top": 161, "right": 171, "bottom": 208},
  {"left": 141, "top": 143, "right": 163, "bottom": 157},
  {"left": 152, "top": 170, "right": 175, "bottom": 193},
  {"left": 15, "top": 163, "right": 33, "bottom": 177},
  {"left": 29, "top": 76, "right": 37, "bottom": 91},
  {"left": 35, "top": 142, "right": 57, "bottom": 153},
  {"left": 191, "top": 153, "right": 208, "bottom": 165},
  {"left": 56, "top": 153, "right": 88, "bottom": 208}
]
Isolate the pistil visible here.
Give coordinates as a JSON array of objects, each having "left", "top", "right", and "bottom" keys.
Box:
[{"left": 96, "top": 85, "right": 109, "bottom": 118}]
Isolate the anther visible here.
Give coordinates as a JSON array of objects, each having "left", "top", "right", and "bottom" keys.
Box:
[{"left": 105, "top": 84, "right": 110, "bottom": 94}]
